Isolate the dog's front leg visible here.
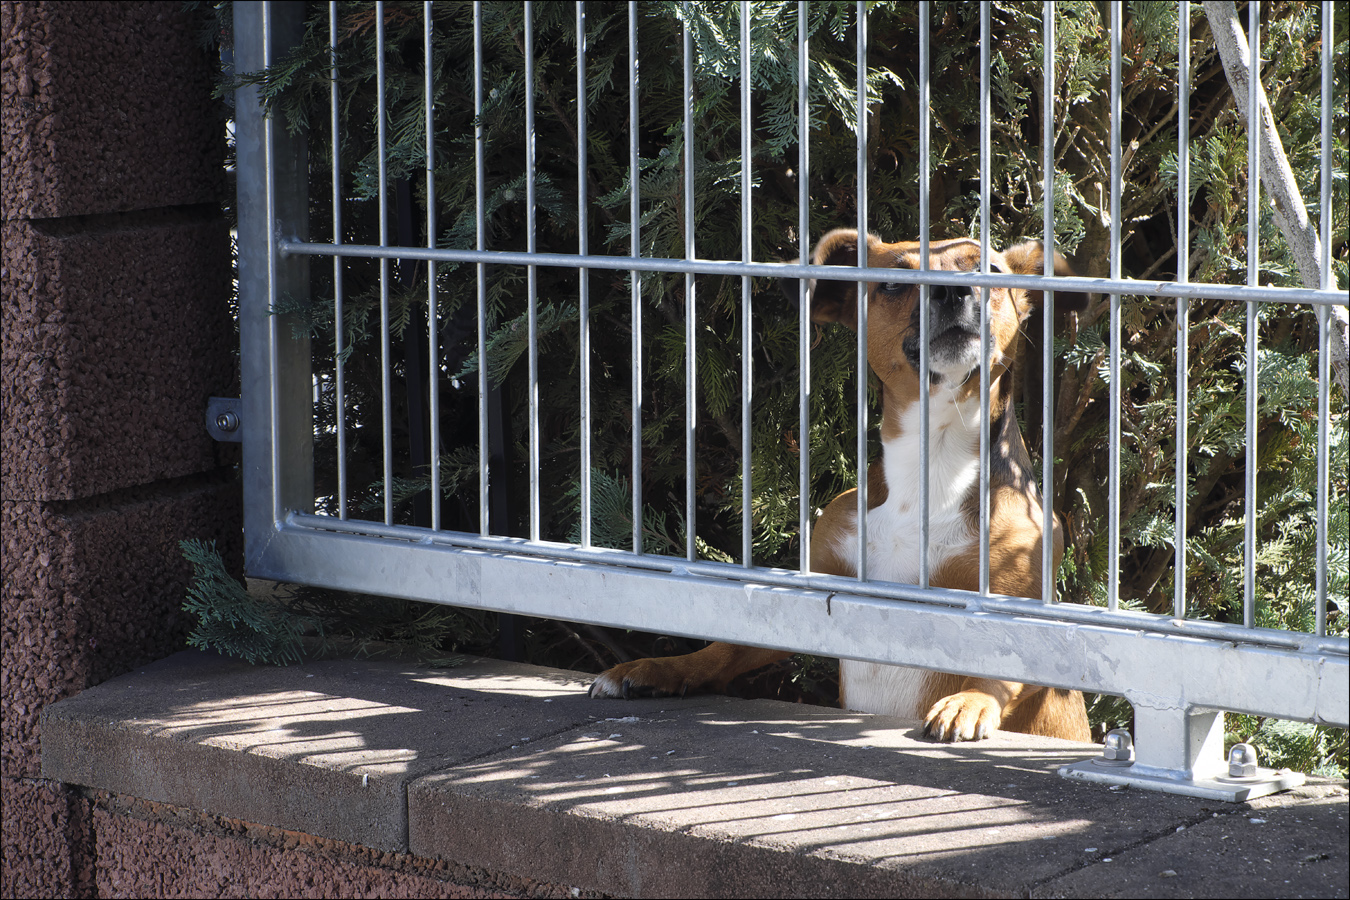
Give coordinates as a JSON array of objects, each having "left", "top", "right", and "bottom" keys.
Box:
[
  {"left": 923, "top": 678, "right": 1033, "bottom": 742},
  {"left": 590, "top": 642, "right": 792, "bottom": 700}
]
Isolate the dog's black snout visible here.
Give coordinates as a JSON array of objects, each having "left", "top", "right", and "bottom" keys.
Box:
[
  {"left": 929, "top": 282, "right": 973, "bottom": 306},
  {"left": 910, "top": 282, "right": 979, "bottom": 332},
  {"left": 903, "top": 279, "right": 983, "bottom": 382}
]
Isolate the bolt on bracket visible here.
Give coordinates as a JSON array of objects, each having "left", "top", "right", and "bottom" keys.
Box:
[
  {"left": 1059, "top": 714, "right": 1306, "bottom": 802},
  {"left": 206, "top": 396, "right": 242, "bottom": 442}
]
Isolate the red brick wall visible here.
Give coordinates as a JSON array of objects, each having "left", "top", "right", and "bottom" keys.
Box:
[
  {"left": 2, "top": 3, "right": 240, "bottom": 895},
  {"left": 88, "top": 795, "right": 558, "bottom": 900}
]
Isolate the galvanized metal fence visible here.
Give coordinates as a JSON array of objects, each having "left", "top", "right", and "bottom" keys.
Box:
[{"left": 233, "top": 1, "right": 1347, "bottom": 799}]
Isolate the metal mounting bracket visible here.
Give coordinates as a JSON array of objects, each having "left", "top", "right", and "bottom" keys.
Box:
[
  {"left": 1059, "top": 710, "right": 1306, "bottom": 802},
  {"left": 206, "top": 396, "right": 242, "bottom": 443}
]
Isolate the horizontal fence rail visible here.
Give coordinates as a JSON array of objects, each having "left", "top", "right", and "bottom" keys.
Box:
[
  {"left": 276, "top": 241, "right": 1347, "bottom": 307},
  {"left": 234, "top": 1, "right": 1348, "bottom": 798}
]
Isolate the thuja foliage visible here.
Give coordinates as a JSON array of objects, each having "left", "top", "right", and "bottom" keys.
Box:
[
  {"left": 194, "top": 2, "right": 1346, "bottom": 774},
  {"left": 181, "top": 539, "right": 307, "bottom": 665},
  {"left": 180, "top": 539, "right": 496, "bottom": 665}
]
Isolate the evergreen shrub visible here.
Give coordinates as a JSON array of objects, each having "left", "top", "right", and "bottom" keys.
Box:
[{"left": 195, "top": 1, "right": 1346, "bottom": 775}]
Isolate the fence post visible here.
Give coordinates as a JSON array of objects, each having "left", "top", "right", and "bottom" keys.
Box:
[
  {"left": 1060, "top": 704, "right": 1305, "bottom": 801},
  {"left": 234, "top": 0, "right": 313, "bottom": 565},
  {"left": 1134, "top": 706, "right": 1226, "bottom": 781}
]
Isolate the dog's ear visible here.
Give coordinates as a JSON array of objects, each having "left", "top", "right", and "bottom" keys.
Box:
[
  {"left": 1003, "top": 240, "right": 1091, "bottom": 315},
  {"left": 780, "top": 228, "right": 870, "bottom": 331}
]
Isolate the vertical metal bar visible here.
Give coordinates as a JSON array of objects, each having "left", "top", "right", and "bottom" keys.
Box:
[
  {"left": 1244, "top": 0, "right": 1260, "bottom": 630},
  {"left": 1175, "top": 0, "right": 1191, "bottom": 619},
  {"left": 526, "top": 1, "right": 541, "bottom": 542},
  {"left": 474, "top": 2, "right": 488, "bottom": 537},
  {"left": 978, "top": 2, "right": 991, "bottom": 597},
  {"left": 1107, "top": 2, "right": 1121, "bottom": 612},
  {"left": 630, "top": 2, "right": 643, "bottom": 554},
  {"left": 798, "top": 0, "right": 810, "bottom": 573},
  {"left": 579, "top": 2, "right": 592, "bottom": 549},
  {"left": 741, "top": 0, "right": 753, "bottom": 567},
  {"left": 1040, "top": 1, "right": 1055, "bottom": 603},
  {"left": 426, "top": 2, "right": 440, "bottom": 531},
  {"left": 264, "top": 1, "right": 282, "bottom": 524},
  {"left": 376, "top": 1, "right": 393, "bottom": 527},
  {"left": 1316, "top": 0, "right": 1333, "bottom": 636},
  {"left": 855, "top": 0, "right": 868, "bottom": 582},
  {"left": 1322, "top": 1, "right": 1334, "bottom": 304},
  {"left": 687, "top": 4, "right": 698, "bottom": 562},
  {"left": 1316, "top": 303, "right": 1330, "bottom": 636},
  {"left": 237, "top": 0, "right": 311, "bottom": 562},
  {"left": 918, "top": 1, "right": 930, "bottom": 590},
  {"left": 330, "top": 2, "right": 347, "bottom": 521}
]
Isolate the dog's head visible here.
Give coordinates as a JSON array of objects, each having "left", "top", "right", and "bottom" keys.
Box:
[{"left": 789, "top": 228, "right": 1089, "bottom": 402}]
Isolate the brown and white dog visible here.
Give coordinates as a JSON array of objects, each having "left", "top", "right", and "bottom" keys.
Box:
[{"left": 590, "top": 229, "right": 1091, "bottom": 743}]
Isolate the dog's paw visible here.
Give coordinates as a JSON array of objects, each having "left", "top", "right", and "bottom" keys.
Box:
[
  {"left": 588, "top": 658, "right": 694, "bottom": 700},
  {"left": 923, "top": 691, "right": 1002, "bottom": 742}
]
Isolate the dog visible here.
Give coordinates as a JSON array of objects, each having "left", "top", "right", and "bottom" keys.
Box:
[{"left": 589, "top": 229, "right": 1091, "bottom": 743}]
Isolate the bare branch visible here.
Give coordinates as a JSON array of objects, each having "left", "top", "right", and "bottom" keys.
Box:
[{"left": 1202, "top": 0, "right": 1348, "bottom": 394}]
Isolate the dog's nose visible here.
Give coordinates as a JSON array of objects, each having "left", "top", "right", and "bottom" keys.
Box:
[
  {"left": 913, "top": 281, "right": 980, "bottom": 336},
  {"left": 929, "top": 282, "right": 973, "bottom": 306}
]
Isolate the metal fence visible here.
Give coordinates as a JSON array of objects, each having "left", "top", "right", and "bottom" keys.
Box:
[{"left": 233, "top": 1, "right": 1347, "bottom": 799}]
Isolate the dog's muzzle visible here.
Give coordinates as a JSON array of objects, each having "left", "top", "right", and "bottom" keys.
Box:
[{"left": 902, "top": 282, "right": 984, "bottom": 384}]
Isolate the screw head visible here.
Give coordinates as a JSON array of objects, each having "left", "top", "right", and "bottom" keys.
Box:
[
  {"left": 215, "top": 410, "right": 239, "bottom": 433},
  {"left": 1228, "top": 742, "right": 1259, "bottom": 778},
  {"left": 1092, "top": 728, "right": 1135, "bottom": 767}
]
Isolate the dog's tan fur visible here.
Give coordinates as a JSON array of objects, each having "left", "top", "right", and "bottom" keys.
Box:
[{"left": 590, "top": 229, "right": 1091, "bottom": 743}]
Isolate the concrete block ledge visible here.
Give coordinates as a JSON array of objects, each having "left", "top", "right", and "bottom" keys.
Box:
[{"left": 41, "top": 650, "right": 1347, "bottom": 899}]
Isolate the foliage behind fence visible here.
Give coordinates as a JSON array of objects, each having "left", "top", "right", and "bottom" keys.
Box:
[{"left": 201, "top": 0, "right": 1347, "bottom": 773}]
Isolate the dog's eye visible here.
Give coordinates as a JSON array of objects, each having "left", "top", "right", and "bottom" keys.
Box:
[{"left": 879, "top": 283, "right": 904, "bottom": 294}]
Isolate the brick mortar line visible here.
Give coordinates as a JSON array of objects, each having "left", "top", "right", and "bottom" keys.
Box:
[
  {"left": 4, "top": 467, "right": 238, "bottom": 517},
  {"left": 79, "top": 787, "right": 612, "bottom": 899},
  {"left": 16, "top": 204, "right": 226, "bottom": 234}
]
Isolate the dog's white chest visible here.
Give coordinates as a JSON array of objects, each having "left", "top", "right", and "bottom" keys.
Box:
[
  {"left": 839, "top": 659, "right": 934, "bottom": 719},
  {"left": 829, "top": 397, "right": 981, "bottom": 583},
  {"left": 864, "top": 484, "right": 975, "bottom": 586},
  {"left": 832, "top": 395, "right": 983, "bottom": 719}
]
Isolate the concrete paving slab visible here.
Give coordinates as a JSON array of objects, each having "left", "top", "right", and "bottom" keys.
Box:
[
  {"left": 1033, "top": 783, "right": 1348, "bottom": 899},
  {"left": 41, "top": 649, "right": 1348, "bottom": 898},
  {"left": 41, "top": 649, "right": 725, "bottom": 852},
  {"left": 412, "top": 699, "right": 1311, "bottom": 897}
]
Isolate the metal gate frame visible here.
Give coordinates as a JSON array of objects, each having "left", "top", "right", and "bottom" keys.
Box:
[{"left": 233, "top": 1, "right": 1348, "bottom": 800}]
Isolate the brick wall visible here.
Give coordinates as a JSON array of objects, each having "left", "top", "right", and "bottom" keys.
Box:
[{"left": 1, "top": 3, "right": 240, "bottom": 895}]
